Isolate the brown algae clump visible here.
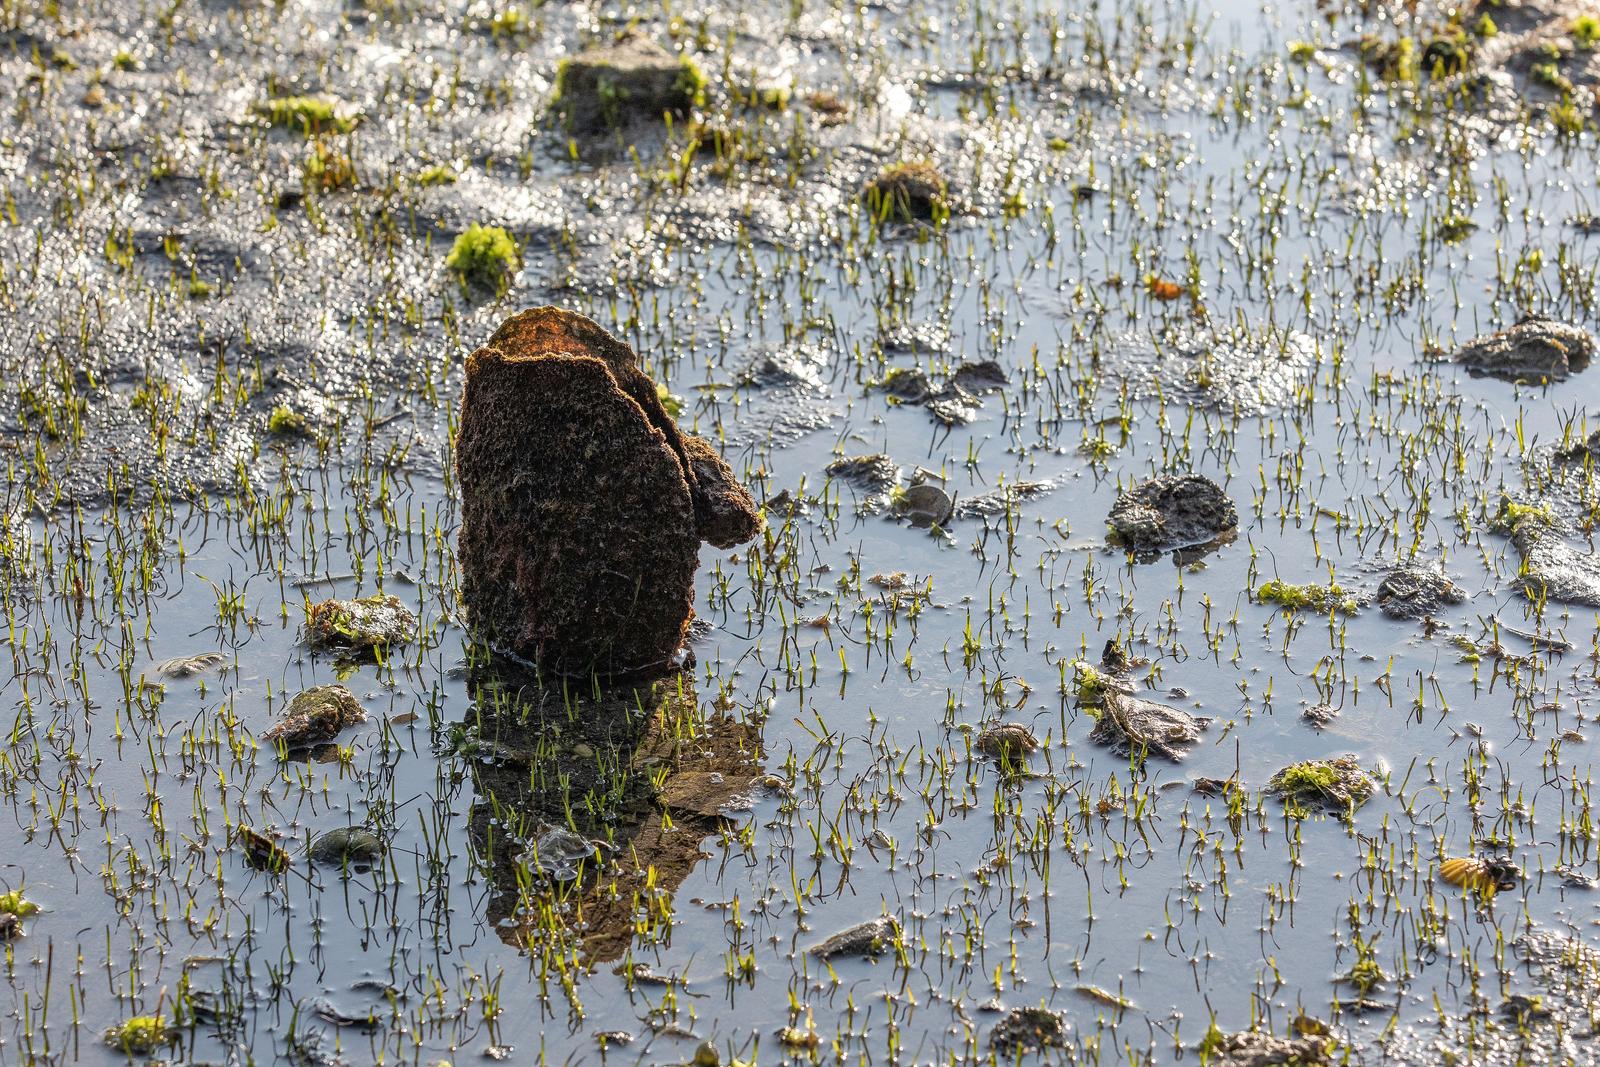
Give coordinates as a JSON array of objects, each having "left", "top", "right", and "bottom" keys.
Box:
[{"left": 862, "top": 161, "right": 949, "bottom": 223}]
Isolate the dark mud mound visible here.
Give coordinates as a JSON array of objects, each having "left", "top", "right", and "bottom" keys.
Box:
[
  {"left": 1376, "top": 560, "right": 1466, "bottom": 619},
  {"left": 1107, "top": 473, "right": 1237, "bottom": 555},
  {"left": 1452, "top": 317, "right": 1594, "bottom": 383}
]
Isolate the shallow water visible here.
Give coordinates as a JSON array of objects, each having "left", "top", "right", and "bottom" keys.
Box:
[{"left": 3, "top": 0, "right": 1600, "bottom": 1064}]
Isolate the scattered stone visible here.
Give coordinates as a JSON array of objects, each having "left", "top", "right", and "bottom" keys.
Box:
[
  {"left": 1267, "top": 756, "right": 1374, "bottom": 813},
  {"left": 976, "top": 723, "right": 1040, "bottom": 761},
  {"left": 308, "top": 828, "right": 385, "bottom": 869},
  {"left": 925, "top": 386, "right": 982, "bottom": 426},
  {"left": 1204, "top": 1029, "right": 1331, "bottom": 1066},
  {"left": 893, "top": 483, "right": 953, "bottom": 527},
  {"left": 152, "top": 651, "right": 226, "bottom": 677},
  {"left": 1452, "top": 316, "right": 1594, "bottom": 383},
  {"left": 455, "top": 308, "right": 761, "bottom": 676},
  {"left": 263, "top": 685, "right": 366, "bottom": 749},
  {"left": 950, "top": 360, "right": 1007, "bottom": 393},
  {"left": 951, "top": 481, "right": 1053, "bottom": 521},
  {"left": 681, "top": 436, "right": 763, "bottom": 549},
  {"left": 808, "top": 915, "right": 899, "bottom": 958},
  {"left": 1376, "top": 561, "right": 1465, "bottom": 619},
  {"left": 1089, "top": 692, "right": 1207, "bottom": 760},
  {"left": 876, "top": 367, "right": 933, "bottom": 402},
  {"left": 305, "top": 594, "right": 417, "bottom": 652},
  {"left": 657, "top": 770, "right": 760, "bottom": 818},
  {"left": 530, "top": 827, "right": 595, "bottom": 882},
  {"left": 825, "top": 454, "right": 901, "bottom": 492},
  {"left": 989, "top": 1006, "right": 1069, "bottom": 1055},
  {"left": 552, "top": 36, "right": 706, "bottom": 132},
  {"left": 862, "top": 161, "right": 949, "bottom": 222},
  {"left": 1107, "top": 474, "right": 1238, "bottom": 554},
  {"left": 1302, "top": 704, "right": 1339, "bottom": 729}
]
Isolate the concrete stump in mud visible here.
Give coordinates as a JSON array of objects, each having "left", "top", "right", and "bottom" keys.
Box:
[{"left": 455, "top": 306, "right": 761, "bottom": 677}]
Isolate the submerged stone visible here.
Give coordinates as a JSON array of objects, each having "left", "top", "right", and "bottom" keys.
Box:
[
  {"left": 552, "top": 37, "right": 706, "bottom": 132},
  {"left": 808, "top": 915, "right": 899, "bottom": 958},
  {"left": 1107, "top": 474, "right": 1237, "bottom": 554},
  {"left": 305, "top": 594, "right": 417, "bottom": 652},
  {"left": 1452, "top": 316, "right": 1594, "bottom": 383},
  {"left": 976, "top": 723, "right": 1040, "bottom": 761},
  {"left": 455, "top": 307, "right": 760, "bottom": 676},
  {"left": 990, "top": 1006, "right": 1069, "bottom": 1055},
  {"left": 1089, "top": 692, "right": 1206, "bottom": 760},
  {"left": 308, "top": 828, "right": 384, "bottom": 868},
  {"left": 1376, "top": 561, "right": 1466, "bottom": 619},
  {"left": 263, "top": 685, "right": 366, "bottom": 749}
]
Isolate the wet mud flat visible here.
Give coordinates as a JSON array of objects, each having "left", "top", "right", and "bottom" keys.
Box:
[{"left": 3, "top": 0, "right": 1600, "bottom": 1065}]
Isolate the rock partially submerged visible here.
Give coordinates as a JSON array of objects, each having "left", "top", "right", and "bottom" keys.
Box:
[
  {"left": 455, "top": 307, "right": 762, "bottom": 676},
  {"left": 808, "top": 915, "right": 899, "bottom": 958},
  {"left": 1107, "top": 474, "right": 1237, "bottom": 555},
  {"left": 1088, "top": 692, "right": 1206, "bottom": 760},
  {"left": 552, "top": 37, "right": 706, "bottom": 132},
  {"left": 1205, "top": 1029, "right": 1331, "bottom": 1067},
  {"left": 826, "top": 454, "right": 901, "bottom": 493},
  {"left": 892, "top": 483, "right": 953, "bottom": 527},
  {"left": 263, "top": 685, "right": 366, "bottom": 749},
  {"left": 1268, "top": 756, "right": 1374, "bottom": 814},
  {"left": 976, "top": 723, "right": 1040, "bottom": 762},
  {"left": 1452, "top": 317, "right": 1594, "bottom": 383},
  {"left": 990, "top": 1007, "right": 1070, "bottom": 1055},
  {"left": 305, "top": 594, "right": 416, "bottom": 653},
  {"left": 1376, "top": 561, "right": 1466, "bottom": 619},
  {"left": 308, "top": 828, "right": 384, "bottom": 868},
  {"left": 1516, "top": 527, "right": 1600, "bottom": 607}
]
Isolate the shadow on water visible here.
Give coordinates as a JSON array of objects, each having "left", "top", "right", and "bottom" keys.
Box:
[{"left": 458, "top": 653, "right": 765, "bottom": 963}]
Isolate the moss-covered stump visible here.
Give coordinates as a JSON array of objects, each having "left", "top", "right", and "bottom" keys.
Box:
[
  {"left": 553, "top": 36, "right": 706, "bottom": 132},
  {"left": 456, "top": 307, "right": 760, "bottom": 676}
]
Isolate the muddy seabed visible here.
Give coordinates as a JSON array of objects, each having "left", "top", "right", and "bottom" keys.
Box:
[{"left": 3, "top": 0, "right": 1600, "bottom": 1064}]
